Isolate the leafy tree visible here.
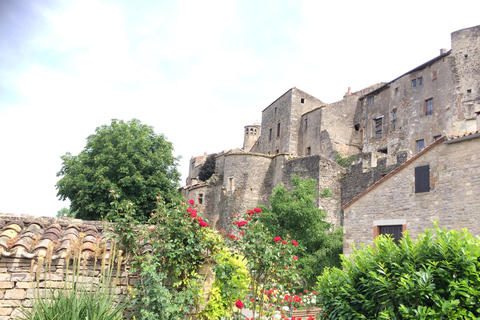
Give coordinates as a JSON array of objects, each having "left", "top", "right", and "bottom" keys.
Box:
[
  {"left": 56, "top": 207, "right": 74, "bottom": 218},
  {"left": 258, "top": 175, "right": 343, "bottom": 288},
  {"left": 317, "top": 223, "right": 480, "bottom": 319},
  {"left": 56, "top": 119, "right": 181, "bottom": 221},
  {"left": 198, "top": 153, "right": 216, "bottom": 181}
]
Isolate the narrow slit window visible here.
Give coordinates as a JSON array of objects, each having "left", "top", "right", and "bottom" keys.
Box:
[
  {"left": 277, "top": 123, "right": 281, "bottom": 137},
  {"left": 426, "top": 98, "right": 433, "bottom": 116},
  {"left": 375, "top": 117, "right": 383, "bottom": 138},
  {"left": 198, "top": 193, "right": 204, "bottom": 204}
]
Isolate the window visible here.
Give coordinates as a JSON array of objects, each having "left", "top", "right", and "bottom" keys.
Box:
[
  {"left": 426, "top": 98, "right": 433, "bottom": 116},
  {"left": 274, "top": 107, "right": 277, "bottom": 114},
  {"left": 354, "top": 123, "right": 360, "bottom": 131},
  {"left": 304, "top": 117, "right": 308, "bottom": 131},
  {"left": 269, "top": 128, "right": 272, "bottom": 141},
  {"left": 229, "top": 177, "right": 234, "bottom": 192},
  {"left": 368, "top": 96, "right": 374, "bottom": 106},
  {"left": 395, "top": 87, "right": 399, "bottom": 95},
  {"left": 392, "top": 109, "right": 397, "bottom": 130},
  {"left": 301, "top": 98, "right": 305, "bottom": 104},
  {"left": 198, "top": 193, "right": 204, "bottom": 204},
  {"left": 379, "top": 225, "right": 404, "bottom": 245},
  {"left": 416, "top": 139, "right": 425, "bottom": 153},
  {"left": 418, "top": 77, "right": 423, "bottom": 86},
  {"left": 467, "top": 89, "right": 472, "bottom": 94},
  {"left": 415, "top": 165, "right": 430, "bottom": 193},
  {"left": 434, "top": 135, "right": 441, "bottom": 141},
  {"left": 374, "top": 117, "right": 383, "bottom": 138},
  {"left": 277, "top": 123, "right": 280, "bottom": 137},
  {"left": 306, "top": 147, "right": 311, "bottom": 155},
  {"left": 433, "top": 71, "right": 437, "bottom": 80},
  {"left": 276, "top": 149, "right": 279, "bottom": 154},
  {"left": 412, "top": 79, "right": 417, "bottom": 88}
]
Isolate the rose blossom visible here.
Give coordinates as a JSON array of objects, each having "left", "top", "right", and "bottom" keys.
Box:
[
  {"left": 188, "top": 199, "right": 195, "bottom": 204},
  {"left": 282, "top": 240, "right": 287, "bottom": 244},
  {"left": 291, "top": 240, "right": 298, "bottom": 247},
  {"left": 254, "top": 207, "right": 262, "bottom": 213},
  {"left": 293, "top": 256, "right": 299, "bottom": 260},
  {"left": 274, "top": 236, "right": 281, "bottom": 242},
  {"left": 235, "top": 300, "right": 244, "bottom": 309}
]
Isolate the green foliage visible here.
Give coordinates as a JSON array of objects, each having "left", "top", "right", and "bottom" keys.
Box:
[
  {"left": 317, "top": 223, "right": 480, "bottom": 319},
  {"left": 227, "top": 208, "right": 301, "bottom": 319},
  {"left": 258, "top": 175, "right": 343, "bottom": 287},
  {"left": 198, "top": 153, "right": 217, "bottom": 181},
  {"left": 56, "top": 207, "right": 74, "bottom": 217},
  {"left": 20, "top": 241, "right": 127, "bottom": 320},
  {"left": 198, "top": 250, "right": 249, "bottom": 320},
  {"left": 335, "top": 152, "right": 355, "bottom": 167},
  {"left": 56, "top": 119, "right": 181, "bottom": 222},
  {"left": 109, "top": 194, "right": 226, "bottom": 320}
]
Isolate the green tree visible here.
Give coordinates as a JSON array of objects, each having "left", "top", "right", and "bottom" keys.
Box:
[
  {"left": 198, "top": 153, "right": 216, "bottom": 181},
  {"left": 258, "top": 175, "right": 343, "bottom": 288},
  {"left": 56, "top": 207, "right": 74, "bottom": 217},
  {"left": 56, "top": 119, "right": 181, "bottom": 221}
]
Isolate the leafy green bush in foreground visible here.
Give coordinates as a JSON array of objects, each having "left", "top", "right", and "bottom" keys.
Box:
[{"left": 317, "top": 223, "right": 480, "bottom": 319}]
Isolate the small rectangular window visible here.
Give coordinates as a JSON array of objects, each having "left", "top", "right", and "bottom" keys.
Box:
[
  {"left": 198, "top": 193, "right": 204, "bottom": 204},
  {"left": 412, "top": 79, "right": 417, "bottom": 88},
  {"left": 426, "top": 98, "right": 433, "bottom": 116},
  {"left": 276, "top": 149, "right": 279, "bottom": 154},
  {"left": 306, "top": 147, "right": 311, "bottom": 155},
  {"left": 277, "top": 123, "right": 281, "bottom": 137},
  {"left": 368, "top": 96, "right": 374, "bottom": 106},
  {"left": 392, "top": 109, "right": 397, "bottom": 130},
  {"left": 416, "top": 139, "right": 425, "bottom": 153},
  {"left": 379, "top": 225, "right": 403, "bottom": 245},
  {"left": 395, "top": 87, "right": 399, "bottom": 95},
  {"left": 375, "top": 117, "right": 383, "bottom": 138},
  {"left": 304, "top": 118, "right": 308, "bottom": 131},
  {"left": 301, "top": 98, "right": 305, "bottom": 104},
  {"left": 418, "top": 77, "right": 423, "bottom": 86},
  {"left": 415, "top": 165, "right": 430, "bottom": 193},
  {"left": 269, "top": 128, "right": 272, "bottom": 141},
  {"left": 432, "top": 71, "right": 437, "bottom": 80},
  {"left": 274, "top": 107, "right": 277, "bottom": 114}
]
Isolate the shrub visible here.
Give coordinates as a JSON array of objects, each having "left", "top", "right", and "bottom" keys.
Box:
[{"left": 316, "top": 223, "right": 480, "bottom": 319}]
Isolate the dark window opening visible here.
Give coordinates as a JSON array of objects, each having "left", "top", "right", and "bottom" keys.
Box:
[
  {"left": 354, "top": 123, "right": 360, "bottom": 131},
  {"left": 418, "top": 77, "right": 423, "bottom": 86},
  {"left": 198, "top": 193, "right": 204, "bottom": 204},
  {"left": 434, "top": 135, "right": 441, "bottom": 141},
  {"left": 395, "top": 87, "right": 399, "bottom": 95},
  {"left": 276, "top": 149, "right": 279, "bottom": 154},
  {"left": 375, "top": 117, "right": 383, "bottom": 138},
  {"left": 269, "top": 128, "right": 272, "bottom": 141},
  {"left": 379, "top": 225, "right": 403, "bottom": 244},
  {"left": 412, "top": 79, "right": 417, "bottom": 88},
  {"left": 274, "top": 107, "right": 277, "bottom": 114},
  {"left": 277, "top": 123, "right": 280, "bottom": 137},
  {"left": 301, "top": 98, "right": 305, "bottom": 104},
  {"left": 465, "top": 54, "right": 468, "bottom": 58},
  {"left": 306, "top": 147, "right": 311, "bottom": 155},
  {"left": 426, "top": 98, "right": 433, "bottom": 116},
  {"left": 368, "top": 96, "right": 374, "bottom": 106},
  {"left": 304, "top": 118, "right": 308, "bottom": 131},
  {"left": 392, "top": 109, "right": 397, "bottom": 130},
  {"left": 416, "top": 139, "right": 425, "bottom": 153},
  {"left": 415, "top": 165, "right": 430, "bottom": 193},
  {"left": 378, "top": 148, "right": 388, "bottom": 154},
  {"left": 467, "top": 89, "right": 472, "bottom": 94}
]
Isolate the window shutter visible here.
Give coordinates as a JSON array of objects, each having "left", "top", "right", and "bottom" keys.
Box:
[
  {"left": 415, "top": 165, "right": 430, "bottom": 193},
  {"left": 379, "top": 225, "right": 403, "bottom": 244}
]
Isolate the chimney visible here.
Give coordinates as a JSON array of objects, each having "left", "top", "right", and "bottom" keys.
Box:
[
  {"left": 440, "top": 48, "right": 447, "bottom": 55},
  {"left": 344, "top": 87, "right": 352, "bottom": 98}
]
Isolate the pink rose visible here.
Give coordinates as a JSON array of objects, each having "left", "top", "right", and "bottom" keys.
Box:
[
  {"left": 188, "top": 199, "right": 194, "bottom": 204},
  {"left": 274, "top": 236, "right": 281, "bottom": 242},
  {"left": 254, "top": 207, "right": 261, "bottom": 213}
]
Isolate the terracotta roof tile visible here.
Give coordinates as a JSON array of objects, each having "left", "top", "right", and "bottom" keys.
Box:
[{"left": 447, "top": 130, "right": 480, "bottom": 141}]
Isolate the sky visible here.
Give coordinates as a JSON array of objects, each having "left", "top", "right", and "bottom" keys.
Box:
[{"left": 0, "top": 0, "right": 479, "bottom": 217}]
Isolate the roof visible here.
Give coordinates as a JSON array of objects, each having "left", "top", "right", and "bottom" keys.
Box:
[
  {"left": 261, "top": 87, "right": 325, "bottom": 112},
  {"left": 0, "top": 213, "right": 123, "bottom": 261}
]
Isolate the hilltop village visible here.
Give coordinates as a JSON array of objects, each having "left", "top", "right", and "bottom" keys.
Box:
[{"left": 183, "top": 24, "right": 480, "bottom": 253}]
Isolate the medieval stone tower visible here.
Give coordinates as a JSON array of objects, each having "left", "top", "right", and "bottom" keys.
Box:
[{"left": 243, "top": 123, "right": 260, "bottom": 152}]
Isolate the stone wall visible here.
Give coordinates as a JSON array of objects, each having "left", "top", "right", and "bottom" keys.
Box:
[{"left": 342, "top": 135, "right": 480, "bottom": 255}]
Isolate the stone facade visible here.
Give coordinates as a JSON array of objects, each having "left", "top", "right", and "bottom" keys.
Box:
[
  {"left": 184, "top": 25, "right": 480, "bottom": 235},
  {"left": 342, "top": 133, "right": 480, "bottom": 255}
]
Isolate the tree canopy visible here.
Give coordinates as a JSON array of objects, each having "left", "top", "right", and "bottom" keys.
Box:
[
  {"left": 56, "top": 119, "right": 181, "bottom": 221},
  {"left": 198, "top": 153, "right": 216, "bottom": 181},
  {"left": 258, "top": 175, "right": 343, "bottom": 287}
]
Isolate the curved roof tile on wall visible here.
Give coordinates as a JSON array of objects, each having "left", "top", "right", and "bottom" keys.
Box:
[{"left": 0, "top": 213, "right": 126, "bottom": 261}]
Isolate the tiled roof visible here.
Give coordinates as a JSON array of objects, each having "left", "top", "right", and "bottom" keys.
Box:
[
  {"left": 446, "top": 130, "right": 480, "bottom": 142},
  {"left": 341, "top": 137, "right": 446, "bottom": 210},
  {"left": 0, "top": 213, "right": 114, "bottom": 260}
]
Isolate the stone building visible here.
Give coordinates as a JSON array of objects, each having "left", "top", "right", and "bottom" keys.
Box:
[
  {"left": 342, "top": 131, "right": 480, "bottom": 255},
  {"left": 183, "top": 25, "right": 480, "bottom": 235}
]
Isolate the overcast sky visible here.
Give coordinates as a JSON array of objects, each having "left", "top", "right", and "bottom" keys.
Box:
[{"left": 0, "top": 0, "right": 479, "bottom": 217}]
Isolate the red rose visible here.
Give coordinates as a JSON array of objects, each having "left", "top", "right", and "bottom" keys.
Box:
[
  {"left": 254, "top": 207, "right": 261, "bottom": 213},
  {"left": 293, "top": 256, "right": 299, "bottom": 260},
  {"left": 274, "top": 236, "right": 281, "bottom": 242},
  {"left": 230, "top": 234, "right": 236, "bottom": 239},
  {"left": 188, "top": 199, "right": 194, "bottom": 204},
  {"left": 238, "top": 221, "right": 248, "bottom": 227},
  {"left": 246, "top": 210, "right": 254, "bottom": 216},
  {"left": 190, "top": 212, "right": 197, "bottom": 218},
  {"left": 187, "top": 207, "right": 193, "bottom": 213},
  {"left": 282, "top": 240, "right": 287, "bottom": 244},
  {"left": 235, "top": 300, "right": 243, "bottom": 309},
  {"left": 292, "top": 240, "right": 298, "bottom": 247}
]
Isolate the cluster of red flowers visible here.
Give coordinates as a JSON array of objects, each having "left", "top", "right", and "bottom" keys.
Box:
[{"left": 187, "top": 199, "right": 209, "bottom": 228}]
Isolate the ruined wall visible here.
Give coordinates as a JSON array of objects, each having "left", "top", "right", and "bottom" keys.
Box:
[{"left": 342, "top": 136, "right": 480, "bottom": 255}]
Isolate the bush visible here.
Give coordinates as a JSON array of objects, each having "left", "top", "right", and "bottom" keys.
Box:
[{"left": 316, "top": 223, "right": 480, "bottom": 319}]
